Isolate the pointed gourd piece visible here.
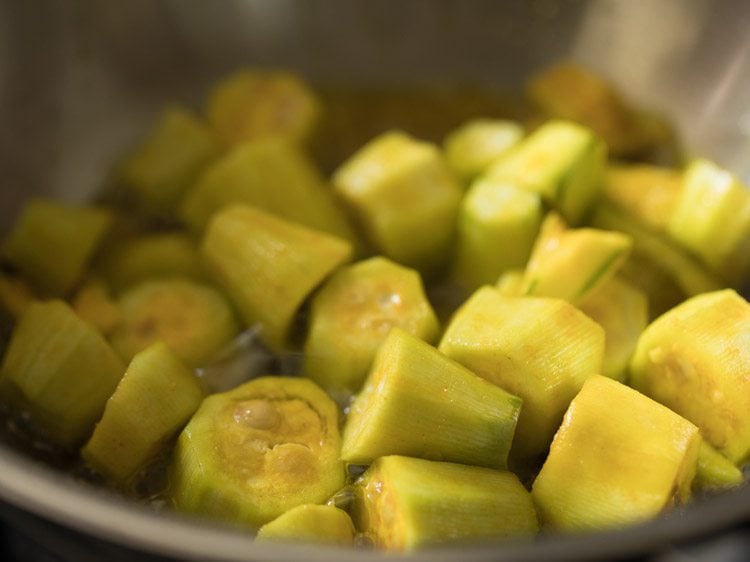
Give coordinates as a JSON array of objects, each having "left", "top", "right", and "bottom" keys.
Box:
[
  {"left": 71, "top": 278, "right": 122, "bottom": 336},
  {"left": 485, "top": 120, "right": 606, "bottom": 225},
  {"left": 439, "top": 286, "right": 604, "bottom": 461},
  {"left": 443, "top": 119, "right": 524, "bottom": 182},
  {"left": 117, "top": 105, "right": 221, "bottom": 212},
  {"left": 577, "top": 276, "right": 648, "bottom": 382},
  {"left": 98, "top": 232, "right": 205, "bottom": 294},
  {"left": 332, "top": 130, "right": 462, "bottom": 272},
  {"left": 303, "top": 257, "right": 439, "bottom": 397},
  {"left": 342, "top": 328, "right": 521, "bottom": 469},
  {"left": 0, "top": 300, "right": 125, "bottom": 447},
  {"left": 201, "top": 204, "right": 352, "bottom": 350},
  {"left": 180, "top": 137, "right": 362, "bottom": 252},
  {"left": 353, "top": 455, "right": 538, "bottom": 551},
  {"left": 603, "top": 164, "right": 682, "bottom": 232},
  {"left": 629, "top": 289, "right": 750, "bottom": 463},
  {"left": 108, "top": 278, "right": 239, "bottom": 368},
  {"left": 451, "top": 178, "right": 542, "bottom": 291},
  {"left": 170, "top": 376, "right": 345, "bottom": 528},
  {"left": 495, "top": 269, "right": 525, "bottom": 297},
  {"left": 667, "top": 159, "right": 750, "bottom": 286},
  {"left": 522, "top": 212, "right": 632, "bottom": 304},
  {"left": 82, "top": 342, "right": 205, "bottom": 486},
  {"left": 2, "top": 199, "right": 111, "bottom": 296},
  {"left": 255, "top": 504, "right": 355, "bottom": 546},
  {"left": 531, "top": 375, "right": 700, "bottom": 531},
  {"left": 694, "top": 440, "right": 743, "bottom": 492},
  {"left": 206, "top": 69, "right": 321, "bottom": 147}
]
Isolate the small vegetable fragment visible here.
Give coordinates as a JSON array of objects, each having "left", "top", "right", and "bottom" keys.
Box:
[
  {"left": 303, "top": 257, "right": 439, "bottom": 396},
  {"left": 72, "top": 279, "right": 122, "bottom": 336},
  {"left": 82, "top": 342, "right": 204, "bottom": 486},
  {"left": 201, "top": 204, "right": 352, "bottom": 350},
  {"left": 629, "top": 289, "right": 750, "bottom": 464},
  {"left": 667, "top": 159, "right": 750, "bottom": 285},
  {"left": 531, "top": 375, "right": 700, "bottom": 531},
  {"left": 521, "top": 213, "right": 632, "bottom": 304},
  {"left": 206, "top": 69, "right": 321, "bottom": 146},
  {"left": 256, "top": 504, "right": 355, "bottom": 546},
  {"left": 577, "top": 276, "right": 648, "bottom": 381},
  {"left": 333, "top": 130, "right": 463, "bottom": 271},
  {"left": 109, "top": 278, "right": 239, "bottom": 368},
  {"left": 170, "top": 376, "right": 345, "bottom": 528},
  {"left": 98, "top": 233, "right": 205, "bottom": 294},
  {"left": 485, "top": 120, "right": 605, "bottom": 225},
  {"left": 439, "top": 287, "right": 604, "bottom": 461},
  {"left": 341, "top": 328, "right": 521, "bottom": 470},
  {"left": 443, "top": 119, "right": 524, "bottom": 182},
  {"left": 0, "top": 300, "right": 125, "bottom": 447},
  {"left": 180, "top": 137, "right": 361, "bottom": 251},
  {"left": 353, "top": 455, "right": 538, "bottom": 551},
  {"left": 694, "top": 441, "right": 743, "bottom": 492},
  {"left": 118, "top": 105, "right": 221, "bottom": 212},
  {"left": 451, "top": 179, "right": 542, "bottom": 291},
  {"left": 2, "top": 199, "right": 111, "bottom": 295},
  {"left": 495, "top": 269, "right": 525, "bottom": 297}
]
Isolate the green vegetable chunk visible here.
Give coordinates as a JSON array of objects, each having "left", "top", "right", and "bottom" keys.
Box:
[
  {"left": 341, "top": 328, "right": 521, "bottom": 469},
  {"left": 201, "top": 204, "right": 352, "bottom": 350},
  {"left": 485, "top": 120, "right": 606, "bottom": 225},
  {"left": 170, "top": 376, "right": 345, "bottom": 528},
  {"left": 694, "top": 441, "right": 743, "bottom": 492},
  {"left": 451, "top": 178, "right": 542, "bottom": 291},
  {"left": 443, "top": 118, "right": 524, "bottom": 182},
  {"left": 532, "top": 375, "right": 700, "bottom": 531},
  {"left": 82, "top": 342, "right": 205, "bottom": 486},
  {"left": 303, "top": 257, "right": 439, "bottom": 397},
  {"left": 353, "top": 455, "right": 538, "bottom": 551},
  {"left": 2, "top": 199, "right": 111, "bottom": 296},
  {"left": 256, "top": 504, "right": 355, "bottom": 545},
  {"left": 180, "top": 137, "right": 361, "bottom": 251},
  {"left": 629, "top": 289, "right": 750, "bottom": 463},
  {"left": 333, "top": 130, "right": 463, "bottom": 271},
  {"left": 667, "top": 159, "right": 750, "bottom": 285},
  {"left": 109, "top": 278, "right": 239, "bottom": 368},
  {"left": 118, "top": 105, "right": 221, "bottom": 212},
  {"left": 439, "top": 286, "right": 604, "bottom": 461},
  {"left": 0, "top": 300, "right": 125, "bottom": 447}
]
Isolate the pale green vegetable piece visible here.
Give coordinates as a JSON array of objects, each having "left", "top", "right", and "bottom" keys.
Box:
[
  {"left": 694, "top": 440, "right": 743, "bottom": 492},
  {"left": 256, "top": 504, "right": 355, "bottom": 545},
  {"left": 443, "top": 119, "right": 524, "bottom": 181}
]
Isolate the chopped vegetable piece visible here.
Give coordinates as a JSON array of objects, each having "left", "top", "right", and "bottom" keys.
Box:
[
  {"left": 333, "top": 130, "right": 462, "bottom": 271},
  {"left": 451, "top": 178, "right": 542, "bottom": 291},
  {"left": 531, "top": 375, "right": 700, "bottom": 531},
  {"left": 667, "top": 159, "right": 750, "bottom": 285},
  {"left": 180, "top": 137, "right": 362, "bottom": 251},
  {"left": 170, "top": 376, "right": 345, "bottom": 528},
  {"left": 443, "top": 118, "right": 524, "bottom": 182},
  {"left": 694, "top": 441, "right": 743, "bottom": 492},
  {"left": 206, "top": 69, "right": 321, "bottom": 146},
  {"left": 82, "top": 342, "right": 204, "bottom": 486},
  {"left": 527, "top": 61, "right": 657, "bottom": 156},
  {"left": 630, "top": 289, "right": 750, "bottom": 463},
  {"left": 98, "top": 232, "right": 205, "bottom": 294},
  {"left": 109, "top": 278, "right": 239, "bottom": 368},
  {"left": 303, "top": 257, "right": 439, "bottom": 396},
  {"left": 2, "top": 199, "right": 111, "bottom": 295},
  {"left": 603, "top": 164, "right": 682, "bottom": 232},
  {"left": 353, "top": 455, "right": 538, "bottom": 551},
  {"left": 0, "top": 300, "right": 125, "bottom": 447},
  {"left": 521, "top": 212, "right": 632, "bottom": 304},
  {"left": 341, "top": 328, "right": 521, "bottom": 469},
  {"left": 577, "top": 276, "right": 648, "bottom": 381},
  {"left": 118, "top": 105, "right": 221, "bottom": 212},
  {"left": 0, "top": 273, "right": 35, "bottom": 320},
  {"left": 495, "top": 269, "right": 525, "bottom": 296},
  {"left": 485, "top": 120, "right": 605, "bottom": 225},
  {"left": 201, "top": 204, "right": 352, "bottom": 350},
  {"left": 72, "top": 279, "right": 122, "bottom": 335},
  {"left": 256, "top": 504, "right": 355, "bottom": 545},
  {"left": 439, "top": 286, "right": 604, "bottom": 461}
]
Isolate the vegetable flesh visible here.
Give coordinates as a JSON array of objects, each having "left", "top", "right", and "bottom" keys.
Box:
[{"left": 256, "top": 504, "right": 355, "bottom": 545}]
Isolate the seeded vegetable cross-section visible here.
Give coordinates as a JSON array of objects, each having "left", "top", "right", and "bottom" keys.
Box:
[{"left": 0, "top": 62, "right": 749, "bottom": 552}]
